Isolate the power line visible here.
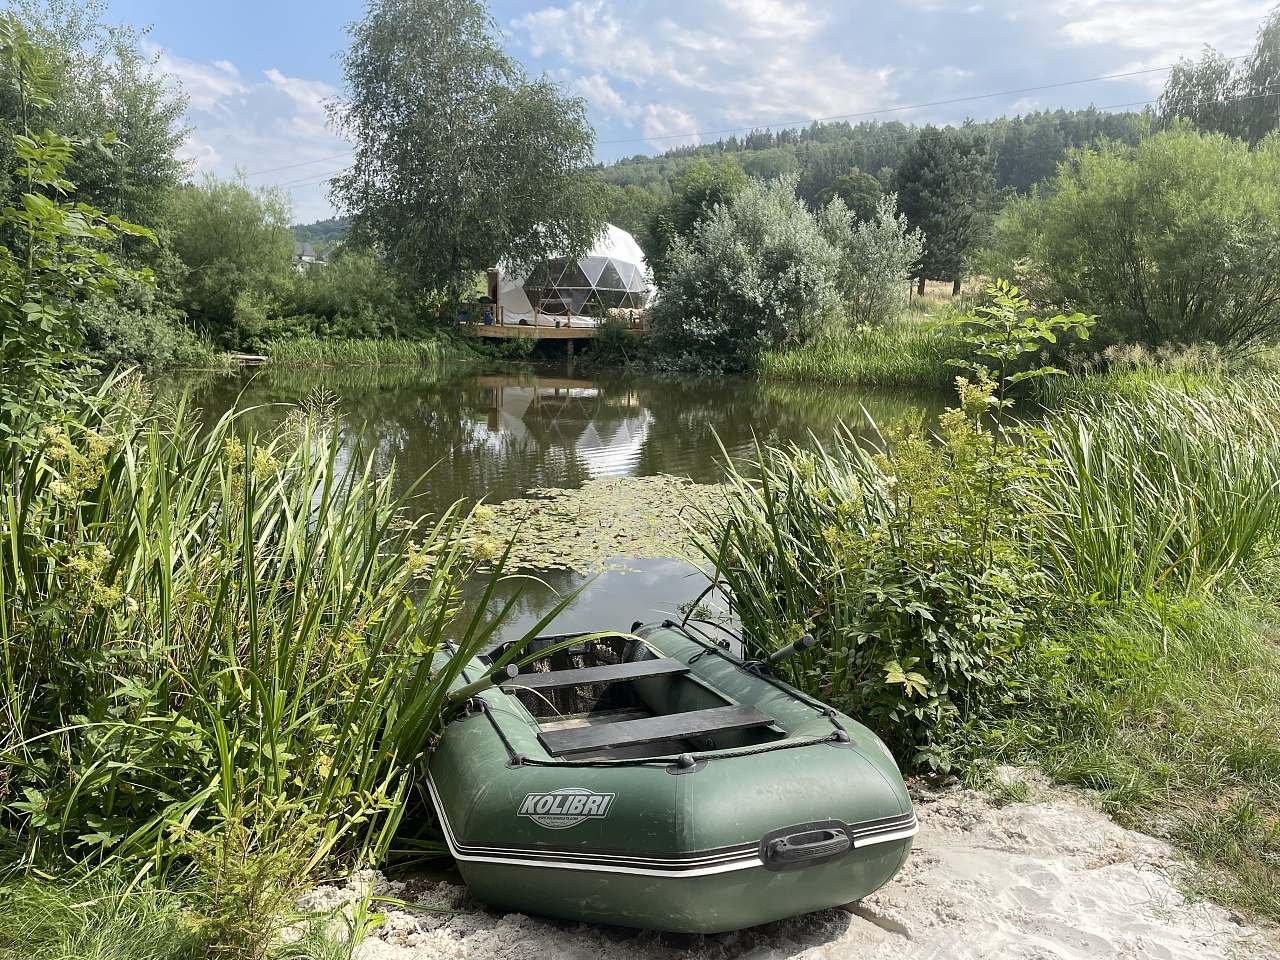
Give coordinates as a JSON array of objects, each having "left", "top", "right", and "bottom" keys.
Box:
[
  {"left": 243, "top": 150, "right": 354, "bottom": 178},
  {"left": 268, "top": 89, "right": 1280, "bottom": 193},
  {"left": 275, "top": 166, "right": 351, "bottom": 188},
  {"left": 594, "top": 55, "right": 1250, "bottom": 146},
  {"left": 248, "top": 53, "right": 1248, "bottom": 182}
]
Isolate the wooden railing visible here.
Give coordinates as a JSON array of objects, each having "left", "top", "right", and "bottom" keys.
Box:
[{"left": 457, "top": 303, "right": 649, "bottom": 332}]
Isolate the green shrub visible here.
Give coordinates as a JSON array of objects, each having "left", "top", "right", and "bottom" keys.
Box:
[
  {"left": 982, "top": 126, "right": 1280, "bottom": 352},
  {"left": 650, "top": 174, "right": 842, "bottom": 373},
  {"left": 284, "top": 249, "right": 419, "bottom": 338},
  {"left": 940, "top": 279, "right": 1092, "bottom": 403},
  {"left": 0, "top": 15, "right": 156, "bottom": 438},
  {"left": 80, "top": 301, "right": 224, "bottom": 372},
  {"left": 588, "top": 315, "right": 639, "bottom": 366},
  {"left": 821, "top": 193, "right": 923, "bottom": 326},
  {"left": 166, "top": 175, "right": 295, "bottom": 341},
  {"left": 644, "top": 156, "right": 748, "bottom": 286},
  {"left": 692, "top": 377, "right": 1051, "bottom": 771}
]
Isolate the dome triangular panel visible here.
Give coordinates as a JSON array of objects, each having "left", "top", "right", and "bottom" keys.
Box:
[
  {"left": 581, "top": 256, "right": 609, "bottom": 286},
  {"left": 597, "top": 260, "right": 625, "bottom": 290}
]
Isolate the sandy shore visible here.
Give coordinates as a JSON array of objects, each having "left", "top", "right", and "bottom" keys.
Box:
[{"left": 301, "top": 777, "right": 1277, "bottom": 959}]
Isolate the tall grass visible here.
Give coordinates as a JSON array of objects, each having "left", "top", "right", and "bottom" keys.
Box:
[
  {"left": 1033, "top": 383, "right": 1280, "bottom": 598},
  {"left": 0, "top": 373, "right": 557, "bottom": 953},
  {"left": 0, "top": 875, "right": 206, "bottom": 960},
  {"left": 262, "top": 336, "right": 473, "bottom": 367},
  {"left": 693, "top": 373, "right": 1280, "bottom": 918},
  {"left": 759, "top": 322, "right": 954, "bottom": 389}
]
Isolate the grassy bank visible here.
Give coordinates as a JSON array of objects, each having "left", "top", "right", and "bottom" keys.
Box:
[
  {"left": 0, "top": 374, "right": 554, "bottom": 956},
  {"left": 262, "top": 335, "right": 474, "bottom": 367},
  {"left": 692, "top": 377, "right": 1280, "bottom": 920},
  {"left": 759, "top": 321, "right": 954, "bottom": 389},
  {"left": 995, "top": 592, "right": 1280, "bottom": 918}
]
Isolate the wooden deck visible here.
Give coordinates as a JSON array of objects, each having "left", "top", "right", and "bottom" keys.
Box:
[
  {"left": 465, "top": 323, "right": 611, "bottom": 339},
  {"left": 459, "top": 304, "right": 648, "bottom": 340}
]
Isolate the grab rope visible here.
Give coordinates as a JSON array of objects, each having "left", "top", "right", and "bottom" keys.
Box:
[
  {"left": 667, "top": 621, "right": 848, "bottom": 739},
  {"left": 445, "top": 626, "right": 851, "bottom": 768}
]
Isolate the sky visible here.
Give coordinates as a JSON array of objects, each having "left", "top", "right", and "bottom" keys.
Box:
[{"left": 100, "top": 0, "right": 1274, "bottom": 223}]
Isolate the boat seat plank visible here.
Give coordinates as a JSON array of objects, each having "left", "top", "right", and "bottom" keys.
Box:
[
  {"left": 503, "top": 657, "right": 688, "bottom": 691},
  {"left": 539, "top": 707, "right": 653, "bottom": 732},
  {"left": 541, "top": 704, "right": 772, "bottom": 756}
]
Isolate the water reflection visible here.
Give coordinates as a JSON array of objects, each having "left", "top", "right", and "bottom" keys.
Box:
[
  {"left": 181, "top": 363, "right": 944, "bottom": 519},
  {"left": 176, "top": 363, "right": 946, "bottom": 643},
  {"left": 466, "top": 557, "right": 712, "bottom": 641}
]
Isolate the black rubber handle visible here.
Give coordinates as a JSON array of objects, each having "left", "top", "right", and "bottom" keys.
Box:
[
  {"left": 446, "top": 664, "right": 519, "bottom": 706},
  {"left": 764, "top": 633, "right": 817, "bottom": 667},
  {"left": 765, "top": 827, "right": 850, "bottom": 866}
]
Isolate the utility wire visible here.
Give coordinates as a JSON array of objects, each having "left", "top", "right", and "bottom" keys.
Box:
[
  {"left": 596, "top": 59, "right": 1248, "bottom": 146},
  {"left": 268, "top": 89, "right": 1280, "bottom": 193},
  {"left": 248, "top": 53, "right": 1247, "bottom": 181},
  {"left": 243, "top": 150, "right": 355, "bottom": 178}
]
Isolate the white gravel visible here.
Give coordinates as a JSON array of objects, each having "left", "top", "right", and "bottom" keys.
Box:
[{"left": 299, "top": 776, "right": 1277, "bottom": 960}]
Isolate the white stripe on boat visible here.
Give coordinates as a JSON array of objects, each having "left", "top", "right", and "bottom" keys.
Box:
[{"left": 427, "top": 773, "right": 918, "bottom": 877}]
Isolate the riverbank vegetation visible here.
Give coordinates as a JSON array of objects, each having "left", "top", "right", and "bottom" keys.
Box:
[
  {"left": 695, "top": 323, "right": 1280, "bottom": 920},
  {"left": 9, "top": 0, "right": 1280, "bottom": 948},
  {"left": 758, "top": 321, "right": 953, "bottom": 389},
  {"left": 0, "top": 376, "right": 560, "bottom": 943},
  {"left": 262, "top": 336, "right": 473, "bottom": 368},
  {"left": 0, "top": 16, "right": 547, "bottom": 956}
]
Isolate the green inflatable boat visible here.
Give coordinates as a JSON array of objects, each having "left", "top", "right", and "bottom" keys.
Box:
[{"left": 427, "top": 621, "right": 916, "bottom": 933}]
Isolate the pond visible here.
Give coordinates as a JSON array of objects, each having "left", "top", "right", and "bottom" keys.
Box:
[{"left": 177, "top": 362, "right": 946, "bottom": 644}]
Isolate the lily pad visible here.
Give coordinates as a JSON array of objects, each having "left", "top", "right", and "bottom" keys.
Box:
[{"left": 467, "top": 475, "right": 723, "bottom": 575}]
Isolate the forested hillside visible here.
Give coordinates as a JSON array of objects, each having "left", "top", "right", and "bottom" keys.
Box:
[
  {"left": 596, "top": 108, "right": 1153, "bottom": 234},
  {"left": 291, "top": 216, "right": 351, "bottom": 247}
]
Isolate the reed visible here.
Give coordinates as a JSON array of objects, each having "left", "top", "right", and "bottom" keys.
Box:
[
  {"left": 1033, "top": 383, "right": 1280, "bottom": 599},
  {"left": 0, "top": 373, "right": 561, "bottom": 950},
  {"left": 262, "top": 336, "right": 473, "bottom": 367},
  {"left": 758, "top": 322, "right": 954, "bottom": 389}
]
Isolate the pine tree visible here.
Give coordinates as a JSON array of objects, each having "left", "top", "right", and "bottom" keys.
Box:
[{"left": 895, "top": 128, "right": 995, "bottom": 295}]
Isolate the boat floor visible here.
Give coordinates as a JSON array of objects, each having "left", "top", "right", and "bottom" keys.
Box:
[
  {"left": 539, "top": 706, "right": 654, "bottom": 732},
  {"left": 538, "top": 707, "right": 693, "bottom": 760}
]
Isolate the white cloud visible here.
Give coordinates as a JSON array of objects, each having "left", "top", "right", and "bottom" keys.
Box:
[
  {"left": 642, "top": 103, "right": 700, "bottom": 148},
  {"left": 1051, "top": 0, "right": 1271, "bottom": 58},
  {"left": 152, "top": 47, "right": 247, "bottom": 113},
  {"left": 264, "top": 68, "right": 339, "bottom": 139},
  {"left": 151, "top": 49, "right": 350, "bottom": 222},
  {"left": 570, "top": 73, "right": 636, "bottom": 118},
  {"left": 718, "top": 0, "right": 823, "bottom": 39},
  {"left": 512, "top": 1, "right": 899, "bottom": 146}
]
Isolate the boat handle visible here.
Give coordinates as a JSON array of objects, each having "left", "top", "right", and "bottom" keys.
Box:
[
  {"left": 764, "top": 827, "right": 851, "bottom": 868},
  {"left": 446, "top": 664, "right": 519, "bottom": 707}
]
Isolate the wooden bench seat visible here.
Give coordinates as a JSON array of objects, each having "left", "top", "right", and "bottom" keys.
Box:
[
  {"left": 501, "top": 657, "right": 688, "bottom": 692},
  {"left": 540, "top": 704, "right": 772, "bottom": 756}
]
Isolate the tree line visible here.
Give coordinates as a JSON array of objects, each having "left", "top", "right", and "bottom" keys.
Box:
[{"left": 3, "top": 0, "right": 1280, "bottom": 381}]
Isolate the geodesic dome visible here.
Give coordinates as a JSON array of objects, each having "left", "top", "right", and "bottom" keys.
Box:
[{"left": 496, "top": 224, "right": 653, "bottom": 326}]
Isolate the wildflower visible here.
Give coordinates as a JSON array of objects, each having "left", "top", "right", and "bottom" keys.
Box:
[
  {"left": 223, "top": 435, "right": 245, "bottom": 468},
  {"left": 252, "top": 446, "right": 280, "bottom": 480}
]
